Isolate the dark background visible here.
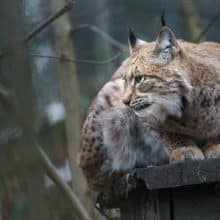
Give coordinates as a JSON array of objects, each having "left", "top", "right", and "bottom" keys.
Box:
[{"left": 0, "top": 0, "right": 219, "bottom": 219}]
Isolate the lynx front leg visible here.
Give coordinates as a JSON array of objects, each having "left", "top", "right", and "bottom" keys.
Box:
[
  {"left": 170, "top": 146, "right": 204, "bottom": 163},
  {"left": 161, "top": 133, "right": 205, "bottom": 163},
  {"left": 203, "top": 140, "right": 220, "bottom": 159}
]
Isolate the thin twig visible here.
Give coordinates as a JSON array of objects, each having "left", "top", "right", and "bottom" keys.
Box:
[
  {"left": 195, "top": 9, "right": 220, "bottom": 43},
  {"left": 30, "top": 51, "right": 122, "bottom": 65},
  {"left": 25, "top": 0, "right": 75, "bottom": 41},
  {"left": 0, "top": 1, "right": 75, "bottom": 57},
  {"left": 37, "top": 145, "right": 93, "bottom": 220},
  {"left": 30, "top": 23, "right": 128, "bottom": 65},
  {"left": 72, "top": 24, "right": 128, "bottom": 51}
]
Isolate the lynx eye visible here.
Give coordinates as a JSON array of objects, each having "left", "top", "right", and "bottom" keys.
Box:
[{"left": 134, "top": 75, "right": 145, "bottom": 84}]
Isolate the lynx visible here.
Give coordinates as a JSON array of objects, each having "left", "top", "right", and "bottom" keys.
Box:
[
  {"left": 121, "top": 26, "right": 220, "bottom": 162},
  {"left": 78, "top": 24, "right": 220, "bottom": 190},
  {"left": 78, "top": 77, "right": 168, "bottom": 190}
]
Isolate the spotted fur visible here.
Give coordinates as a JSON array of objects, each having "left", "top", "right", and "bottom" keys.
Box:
[
  {"left": 78, "top": 78, "right": 168, "bottom": 190},
  {"left": 78, "top": 26, "right": 220, "bottom": 190},
  {"left": 121, "top": 27, "right": 220, "bottom": 163}
]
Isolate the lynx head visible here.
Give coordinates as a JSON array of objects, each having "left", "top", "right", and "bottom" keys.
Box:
[{"left": 123, "top": 26, "right": 192, "bottom": 124}]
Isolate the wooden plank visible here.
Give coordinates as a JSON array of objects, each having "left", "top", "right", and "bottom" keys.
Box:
[
  {"left": 120, "top": 190, "right": 160, "bottom": 220},
  {"left": 114, "top": 190, "right": 171, "bottom": 220},
  {"left": 97, "top": 159, "right": 220, "bottom": 209},
  {"left": 136, "top": 164, "right": 182, "bottom": 189},
  {"left": 172, "top": 184, "right": 220, "bottom": 220},
  {"left": 157, "top": 190, "right": 171, "bottom": 220},
  {"left": 99, "top": 183, "right": 220, "bottom": 219},
  {"left": 136, "top": 158, "right": 220, "bottom": 189}
]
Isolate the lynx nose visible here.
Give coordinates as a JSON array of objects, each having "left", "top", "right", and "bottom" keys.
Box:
[
  {"left": 123, "top": 93, "right": 132, "bottom": 106},
  {"left": 123, "top": 98, "right": 131, "bottom": 106}
]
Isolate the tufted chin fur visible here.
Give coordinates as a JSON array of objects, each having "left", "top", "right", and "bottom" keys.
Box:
[
  {"left": 134, "top": 93, "right": 185, "bottom": 124},
  {"left": 101, "top": 105, "right": 169, "bottom": 172}
]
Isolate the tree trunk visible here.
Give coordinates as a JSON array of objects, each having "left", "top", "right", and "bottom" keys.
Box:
[
  {"left": 180, "top": 0, "right": 205, "bottom": 42},
  {"left": 0, "top": 1, "right": 50, "bottom": 220},
  {"left": 48, "top": 0, "right": 95, "bottom": 219}
]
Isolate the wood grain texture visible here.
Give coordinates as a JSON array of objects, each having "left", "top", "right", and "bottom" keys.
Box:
[
  {"left": 137, "top": 158, "right": 220, "bottom": 189},
  {"left": 97, "top": 158, "right": 220, "bottom": 210}
]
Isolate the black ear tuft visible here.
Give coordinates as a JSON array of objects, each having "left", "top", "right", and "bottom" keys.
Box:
[
  {"left": 128, "top": 27, "right": 146, "bottom": 53},
  {"left": 161, "top": 10, "right": 166, "bottom": 27},
  {"left": 129, "top": 27, "right": 137, "bottom": 48}
]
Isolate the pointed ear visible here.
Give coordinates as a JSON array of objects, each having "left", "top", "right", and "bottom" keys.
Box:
[
  {"left": 161, "top": 10, "right": 166, "bottom": 27},
  {"left": 128, "top": 28, "right": 146, "bottom": 54},
  {"left": 154, "top": 26, "right": 180, "bottom": 61}
]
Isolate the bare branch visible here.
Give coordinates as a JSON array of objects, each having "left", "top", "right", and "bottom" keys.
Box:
[
  {"left": 37, "top": 145, "right": 93, "bottom": 220},
  {"left": 25, "top": 0, "right": 75, "bottom": 41},
  {"left": 0, "top": 1, "right": 75, "bottom": 57},
  {"left": 30, "top": 23, "right": 128, "bottom": 65},
  {"left": 1, "top": 4, "right": 127, "bottom": 67},
  {"left": 195, "top": 9, "right": 220, "bottom": 43},
  {"left": 72, "top": 24, "right": 128, "bottom": 51},
  {"left": 30, "top": 51, "right": 122, "bottom": 65}
]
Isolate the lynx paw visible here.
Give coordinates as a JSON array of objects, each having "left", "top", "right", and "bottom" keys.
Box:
[
  {"left": 203, "top": 143, "right": 220, "bottom": 159},
  {"left": 170, "top": 147, "right": 204, "bottom": 163}
]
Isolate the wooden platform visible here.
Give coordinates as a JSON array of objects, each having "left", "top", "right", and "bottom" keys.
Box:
[{"left": 97, "top": 159, "right": 220, "bottom": 220}]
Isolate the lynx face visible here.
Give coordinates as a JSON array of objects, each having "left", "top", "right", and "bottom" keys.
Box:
[
  {"left": 123, "top": 27, "right": 192, "bottom": 124},
  {"left": 123, "top": 66, "right": 191, "bottom": 124}
]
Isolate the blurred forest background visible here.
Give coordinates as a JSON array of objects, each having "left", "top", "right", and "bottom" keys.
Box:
[{"left": 0, "top": 0, "right": 219, "bottom": 219}]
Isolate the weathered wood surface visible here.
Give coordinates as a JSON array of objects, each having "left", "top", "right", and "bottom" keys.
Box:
[
  {"left": 97, "top": 158, "right": 220, "bottom": 209},
  {"left": 118, "top": 184, "right": 220, "bottom": 220},
  {"left": 137, "top": 158, "right": 220, "bottom": 190},
  {"left": 171, "top": 184, "right": 220, "bottom": 220},
  {"left": 120, "top": 190, "right": 164, "bottom": 220}
]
